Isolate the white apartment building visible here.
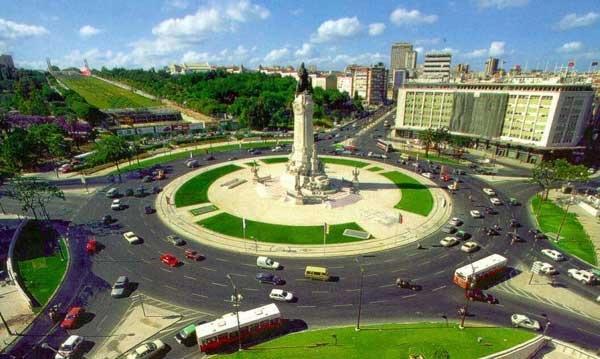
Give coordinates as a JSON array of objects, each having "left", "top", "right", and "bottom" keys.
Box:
[{"left": 337, "top": 75, "right": 353, "bottom": 95}]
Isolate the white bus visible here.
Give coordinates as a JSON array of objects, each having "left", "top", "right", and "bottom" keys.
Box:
[
  {"left": 453, "top": 254, "right": 508, "bottom": 289},
  {"left": 376, "top": 139, "right": 393, "bottom": 153}
]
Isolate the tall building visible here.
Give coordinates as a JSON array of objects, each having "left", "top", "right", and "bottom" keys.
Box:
[
  {"left": 422, "top": 53, "right": 452, "bottom": 79},
  {"left": 456, "top": 64, "right": 470, "bottom": 74},
  {"left": 394, "top": 81, "right": 594, "bottom": 162},
  {"left": 336, "top": 75, "right": 353, "bottom": 95},
  {"left": 485, "top": 57, "right": 499, "bottom": 76},
  {"left": 390, "top": 43, "right": 417, "bottom": 71},
  {"left": 351, "top": 64, "right": 387, "bottom": 106}
]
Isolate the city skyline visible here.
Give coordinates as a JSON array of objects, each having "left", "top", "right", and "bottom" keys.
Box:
[{"left": 1, "top": 0, "right": 599, "bottom": 71}]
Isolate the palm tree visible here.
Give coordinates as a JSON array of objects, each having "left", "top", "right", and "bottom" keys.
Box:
[{"left": 418, "top": 128, "right": 435, "bottom": 158}]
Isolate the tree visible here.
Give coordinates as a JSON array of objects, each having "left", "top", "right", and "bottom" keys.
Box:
[
  {"left": 531, "top": 160, "right": 562, "bottom": 201},
  {"left": 432, "top": 127, "right": 450, "bottom": 156},
  {"left": 0, "top": 128, "right": 35, "bottom": 172},
  {"left": 92, "top": 135, "right": 131, "bottom": 181},
  {"left": 418, "top": 128, "right": 435, "bottom": 158},
  {"left": 8, "top": 176, "right": 65, "bottom": 220}
]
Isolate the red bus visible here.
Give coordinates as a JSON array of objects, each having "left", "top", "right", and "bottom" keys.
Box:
[
  {"left": 453, "top": 254, "right": 508, "bottom": 289},
  {"left": 376, "top": 139, "right": 393, "bottom": 153},
  {"left": 196, "top": 303, "right": 282, "bottom": 353}
]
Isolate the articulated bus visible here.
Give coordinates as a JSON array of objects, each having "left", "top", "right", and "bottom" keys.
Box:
[
  {"left": 196, "top": 303, "right": 283, "bottom": 353},
  {"left": 376, "top": 139, "right": 393, "bottom": 153},
  {"left": 453, "top": 254, "right": 508, "bottom": 289}
]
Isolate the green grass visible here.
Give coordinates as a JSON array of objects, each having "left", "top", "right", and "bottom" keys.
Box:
[
  {"left": 366, "top": 166, "right": 384, "bottom": 172},
  {"left": 56, "top": 74, "right": 160, "bottom": 109},
  {"left": 218, "top": 322, "right": 535, "bottom": 359},
  {"left": 261, "top": 157, "right": 288, "bottom": 164},
  {"left": 381, "top": 171, "right": 434, "bottom": 216},
  {"left": 531, "top": 196, "right": 597, "bottom": 265},
  {"left": 115, "top": 141, "right": 289, "bottom": 174},
  {"left": 175, "top": 164, "right": 242, "bottom": 207},
  {"left": 12, "top": 221, "right": 69, "bottom": 307},
  {"left": 199, "top": 212, "right": 367, "bottom": 244},
  {"left": 321, "top": 157, "right": 369, "bottom": 168},
  {"left": 402, "top": 151, "right": 462, "bottom": 166}
]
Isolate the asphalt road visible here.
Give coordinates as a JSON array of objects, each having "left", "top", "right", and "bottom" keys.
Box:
[{"left": 3, "top": 110, "right": 600, "bottom": 358}]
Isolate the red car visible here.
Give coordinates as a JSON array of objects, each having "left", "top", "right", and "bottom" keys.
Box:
[
  {"left": 160, "top": 253, "right": 179, "bottom": 267},
  {"left": 60, "top": 306, "right": 84, "bottom": 329},
  {"left": 466, "top": 289, "right": 498, "bottom": 304},
  {"left": 441, "top": 174, "right": 452, "bottom": 182},
  {"left": 184, "top": 249, "right": 203, "bottom": 261},
  {"left": 86, "top": 239, "right": 98, "bottom": 255}
]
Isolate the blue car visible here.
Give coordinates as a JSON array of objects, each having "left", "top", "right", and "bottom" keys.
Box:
[{"left": 256, "top": 273, "right": 283, "bottom": 285}]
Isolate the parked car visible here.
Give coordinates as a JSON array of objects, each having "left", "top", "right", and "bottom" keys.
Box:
[
  {"left": 421, "top": 172, "right": 434, "bottom": 179},
  {"left": 269, "top": 289, "right": 294, "bottom": 302},
  {"left": 440, "top": 236, "right": 459, "bottom": 247},
  {"left": 123, "top": 231, "right": 141, "bottom": 244},
  {"left": 511, "top": 314, "right": 540, "bottom": 331},
  {"left": 256, "top": 273, "right": 284, "bottom": 285},
  {"left": 55, "top": 335, "right": 84, "bottom": 359},
  {"left": 111, "top": 276, "right": 129, "bottom": 298},
  {"left": 461, "top": 241, "right": 480, "bottom": 253},
  {"left": 469, "top": 210, "right": 483, "bottom": 218},
  {"left": 126, "top": 340, "right": 166, "bottom": 359},
  {"left": 111, "top": 199, "right": 123, "bottom": 210},
  {"left": 60, "top": 306, "right": 85, "bottom": 329},
  {"left": 448, "top": 217, "right": 463, "bottom": 227},
  {"left": 160, "top": 253, "right": 179, "bottom": 267},
  {"left": 166, "top": 234, "right": 185, "bottom": 246},
  {"left": 483, "top": 188, "right": 496, "bottom": 196},
  {"left": 533, "top": 261, "right": 557, "bottom": 275},
  {"left": 466, "top": 289, "right": 498, "bottom": 304},
  {"left": 541, "top": 248, "right": 565, "bottom": 261}
]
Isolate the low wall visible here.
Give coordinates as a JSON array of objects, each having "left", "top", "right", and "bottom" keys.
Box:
[
  {"left": 481, "top": 335, "right": 548, "bottom": 359},
  {"left": 5, "top": 219, "right": 35, "bottom": 309},
  {"left": 546, "top": 339, "right": 600, "bottom": 359}
]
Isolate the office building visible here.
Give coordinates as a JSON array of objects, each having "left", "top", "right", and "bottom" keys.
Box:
[
  {"left": 351, "top": 64, "right": 387, "bottom": 106},
  {"left": 390, "top": 43, "right": 417, "bottom": 71},
  {"left": 309, "top": 73, "right": 337, "bottom": 90},
  {"left": 336, "top": 75, "right": 353, "bottom": 95},
  {"left": 485, "top": 57, "right": 499, "bottom": 76},
  {"left": 456, "top": 64, "right": 470, "bottom": 74},
  {"left": 423, "top": 53, "right": 452, "bottom": 79},
  {"left": 395, "top": 81, "right": 594, "bottom": 162}
]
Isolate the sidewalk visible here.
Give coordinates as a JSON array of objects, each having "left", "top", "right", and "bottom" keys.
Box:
[{"left": 0, "top": 285, "right": 35, "bottom": 350}]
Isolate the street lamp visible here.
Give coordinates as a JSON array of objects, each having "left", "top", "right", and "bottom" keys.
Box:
[
  {"left": 41, "top": 343, "right": 58, "bottom": 354},
  {"left": 555, "top": 192, "right": 576, "bottom": 242},
  {"left": 541, "top": 313, "right": 551, "bottom": 337},
  {"left": 354, "top": 257, "right": 365, "bottom": 331},
  {"left": 460, "top": 253, "right": 476, "bottom": 330},
  {"left": 226, "top": 274, "right": 244, "bottom": 352}
]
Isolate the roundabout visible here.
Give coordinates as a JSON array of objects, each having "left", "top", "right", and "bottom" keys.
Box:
[{"left": 158, "top": 156, "right": 452, "bottom": 257}]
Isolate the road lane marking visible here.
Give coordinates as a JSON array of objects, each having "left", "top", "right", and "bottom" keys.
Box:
[
  {"left": 164, "top": 285, "right": 177, "bottom": 291},
  {"left": 295, "top": 278, "right": 309, "bottom": 281},
  {"left": 312, "top": 290, "right": 328, "bottom": 294},
  {"left": 184, "top": 275, "right": 197, "bottom": 281},
  {"left": 391, "top": 268, "right": 404, "bottom": 273},
  {"left": 433, "top": 270, "right": 446, "bottom": 276},
  {"left": 215, "top": 258, "right": 229, "bottom": 262},
  {"left": 211, "top": 282, "right": 227, "bottom": 287},
  {"left": 242, "top": 288, "right": 258, "bottom": 292},
  {"left": 402, "top": 294, "right": 417, "bottom": 299},
  {"left": 329, "top": 265, "right": 344, "bottom": 269},
  {"left": 365, "top": 273, "right": 378, "bottom": 277},
  {"left": 192, "top": 293, "right": 208, "bottom": 299},
  {"left": 160, "top": 268, "right": 172, "bottom": 273},
  {"left": 240, "top": 263, "right": 255, "bottom": 267},
  {"left": 383, "top": 258, "right": 396, "bottom": 263},
  {"left": 333, "top": 304, "right": 353, "bottom": 307},
  {"left": 141, "top": 276, "right": 154, "bottom": 282},
  {"left": 578, "top": 327, "right": 600, "bottom": 337},
  {"left": 379, "top": 283, "right": 395, "bottom": 288},
  {"left": 369, "top": 300, "right": 387, "bottom": 304},
  {"left": 431, "top": 285, "right": 446, "bottom": 292},
  {"left": 407, "top": 252, "right": 418, "bottom": 257},
  {"left": 297, "top": 305, "right": 316, "bottom": 308},
  {"left": 200, "top": 266, "right": 217, "bottom": 272},
  {"left": 127, "top": 249, "right": 135, "bottom": 256},
  {"left": 97, "top": 314, "right": 108, "bottom": 329},
  {"left": 229, "top": 273, "right": 247, "bottom": 277},
  {"left": 345, "top": 288, "right": 360, "bottom": 292}
]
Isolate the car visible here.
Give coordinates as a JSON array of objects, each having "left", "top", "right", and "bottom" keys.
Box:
[
  {"left": 256, "top": 272, "right": 284, "bottom": 285},
  {"left": 205, "top": 155, "right": 216, "bottom": 161},
  {"left": 142, "top": 175, "right": 152, "bottom": 183},
  {"left": 541, "top": 248, "right": 565, "bottom": 261},
  {"left": 529, "top": 228, "right": 547, "bottom": 240},
  {"left": 567, "top": 269, "right": 597, "bottom": 284},
  {"left": 509, "top": 219, "right": 520, "bottom": 228},
  {"left": 441, "top": 225, "right": 457, "bottom": 234},
  {"left": 134, "top": 187, "right": 146, "bottom": 197},
  {"left": 440, "top": 236, "right": 459, "bottom": 247},
  {"left": 106, "top": 188, "right": 119, "bottom": 198},
  {"left": 466, "top": 289, "right": 497, "bottom": 304},
  {"left": 484, "top": 207, "right": 497, "bottom": 215},
  {"left": 533, "top": 261, "right": 557, "bottom": 275},
  {"left": 144, "top": 206, "right": 155, "bottom": 214},
  {"left": 395, "top": 278, "right": 422, "bottom": 291},
  {"left": 461, "top": 241, "right": 480, "bottom": 253},
  {"left": 55, "top": 335, "right": 84, "bottom": 359},
  {"left": 511, "top": 314, "right": 540, "bottom": 331},
  {"left": 60, "top": 306, "right": 84, "bottom": 329},
  {"left": 160, "top": 253, "right": 179, "bottom": 267},
  {"left": 152, "top": 186, "right": 162, "bottom": 194},
  {"left": 123, "top": 231, "right": 141, "bottom": 244},
  {"left": 111, "top": 276, "right": 129, "bottom": 298},
  {"left": 509, "top": 198, "right": 520, "bottom": 206},
  {"left": 86, "top": 239, "right": 98, "bottom": 254},
  {"left": 257, "top": 256, "right": 280, "bottom": 269},
  {"left": 490, "top": 197, "right": 502, "bottom": 205},
  {"left": 485, "top": 227, "right": 500, "bottom": 236},
  {"left": 102, "top": 215, "right": 114, "bottom": 225},
  {"left": 111, "top": 199, "right": 123, "bottom": 210},
  {"left": 421, "top": 172, "right": 434, "bottom": 179},
  {"left": 455, "top": 230, "right": 470, "bottom": 240},
  {"left": 58, "top": 163, "right": 73, "bottom": 173},
  {"left": 469, "top": 210, "right": 483, "bottom": 218},
  {"left": 166, "top": 234, "right": 185, "bottom": 246},
  {"left": 185, "top": 159, "right": 200, "bottom": 168},
  {"left": 125, "top": 188, "right": 134, "bottom": 197},
  {"left": 269, "top": 289, "right": 294, "bottom": 302},
  {"left": 483, "top": 188, "right": 496, "bottom": 196},
  {"left": 448, "top": 217, "right": 463, "bottom": 227},
  {"left": 126, "top": 339, "right": 166, "bottom": 359},
  {"left": 184, "top": 249, "right": 203, "bottom": 261},
  {"left": 441, "top": 174, "right": 452, "bottom": 182}
]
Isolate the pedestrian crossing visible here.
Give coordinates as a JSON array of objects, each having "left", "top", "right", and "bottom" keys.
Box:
[{"left": 128, "top": 293, "right": 214, "bottom": 318}]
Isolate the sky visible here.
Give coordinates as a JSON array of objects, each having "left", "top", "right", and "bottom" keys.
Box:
[{"left": 1, "top": 0, "right": 599, "bottom": 71}]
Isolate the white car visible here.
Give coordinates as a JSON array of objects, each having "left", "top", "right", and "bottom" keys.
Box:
[
  {"left": 567, "top": 269, "right": 596, "bottom": 285},
  {"left": 440, "top": 236, "right": 459, "bottom": 247},
  {"left": 127, "top": 340, "right": 166, "bottom": 359},
  {"left": 490, "top": 197, "right": 502, "bottom": 205},
  {"left": 511, "top": 314, "right": 540, "bottom": 331},
  {"left": 55, "top": 335, "right": 84, "bottom": 359},
  {"left": 269, "top": 289, "right": 294, "bottom": 302},
  {"left": 422, "top": 172, "right": 433, "bottom": 179},
  {"left": 111, "top": 199, "right": 123, "bottom": 210},
  {"left": 448, "top": 217, "right": 463, "bottom": 227},
  {"left": 541, "top": 248, "right": 565, "bottom": 261},
  {"left": 257, "top": 256, "right": 280, "bottom": 269},
  {"left": 123, "top": 231, "right": 141, "bottom": 244},
  {"left": 469, "top": 210, "right": 483, "bottom": 218},
  {"left": 461, "top": 241, "right": 479, "bottom": 253},
  {"left": 483, "top": 188, "right": 496, "bottom": 196},
  {"left": 533, "top": 261, "right": 556, "bottom": 275}
]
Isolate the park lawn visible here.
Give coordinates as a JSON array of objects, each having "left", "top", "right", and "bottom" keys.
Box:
[
  {"left": 366, "top": 166, "right": 384, "bottom": 172},
  {"left": 531, "top": 196, "right": 597, "bottom": 265},
  {"left": 13, "top": 221, "right": 69, "bottom": 307},
  {"left": 175, "top": 165, "right": 243, "bottom": 207},
  {"left": 57, "top": 74, "right": 160, "bottom": 109},
  {"left": 219, "top": 322, "right": 535, "bottom": 359},
  {"left": 198, "top": 212, "right": 367, "bottom": 244},
  {"left": 261, "top": 157, "right": 288, "bottom": 164},
  {"left": 321, "top": 157, "right": 369, "bottom": 168},
  {"left": 381, "top": 171, "right": 434, "bottom": 216},
  {"left": 402, "top": 150, "right": 462, "bottom": 166}
]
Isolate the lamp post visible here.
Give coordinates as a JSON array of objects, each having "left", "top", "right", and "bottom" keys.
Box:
[
  {"left": 41, "top": 343, "right": 58, "bottom": 354},
  {"left": 226, "top": 274, "right": 243, "bottom": 352},
  {"left": 459, "top": 254, "right": 476, "bottom": 330},
  {"left": 354, "top": 257, "right": 365, "bottom": 331},
  {"left": 541, "top": 313, "right": 551, "bottom": 337},
  {"left": 555, "top": 193, "right": 576, "bottom": 242}
]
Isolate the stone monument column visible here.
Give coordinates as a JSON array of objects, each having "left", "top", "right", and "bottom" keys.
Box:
[{"left": 288, "top": 92, "right": 315, "bottom": 174}]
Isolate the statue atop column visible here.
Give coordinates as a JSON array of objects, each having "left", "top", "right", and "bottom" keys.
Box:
[{"left": 296, "top": 63, "right": 313, "bottom": 95}]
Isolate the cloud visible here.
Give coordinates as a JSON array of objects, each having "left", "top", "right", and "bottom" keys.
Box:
[
  {"left": 79, "top": 25, "right": 101, "bottom": 38},
  {"left": 181, "top": 50, "right": 212, "bottom": 63},
  {"left": 311, "top": 17, "right": 362, "bottom": 43},
  {"left": 429, "top": 47, "right": 460, "bottom": 55},
  {"left": 290, "top": 8, "right": 303, "bottom": 16},
  {"left": 368, "top": 23, "right": 385, "bottom": 36},
  {"left": 389, "top": 7, "right": 438, "bottom": 26},
  {"left": 295, "top": 43, "right": 312, "bottom": 57},
  {"left": 415, "top": 38, "right": 440, "bottom": 46},
  {"left": 264, "top": 47, "right": 290, "bottom": 63},
  {"left": 464, "top": 48, "right": 487, "bottom": 58},
  {"left": 474, "top": 0, "right": 528, "bottom": 9},
  {"left": 489, "top": 41, "right": 505, "bottom": 57},
  {"left": 557, "top": 41, "right": 583, "bottom": 53},
  {"left": 557, "top": 12, "right": 599, "bottom": 31},
  {"left": 0, "top": 18, "right": 48, "bottom": 40},
  {"left": 226, "top": 0, "right": 270, "bottom": 22},
  {"left": 60, "top": 48, "right": 130, "bottom": 69},
  {"left": 164, "top": 0, "right": 189, "bottom": 10}
]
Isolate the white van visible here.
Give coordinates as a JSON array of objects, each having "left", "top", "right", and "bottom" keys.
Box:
[
  {"left": 56, "top": 335, "right": 84, "bottom": 359},
  {"left": 257, "top": 256, "right": 280, "bottom": 269}
]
